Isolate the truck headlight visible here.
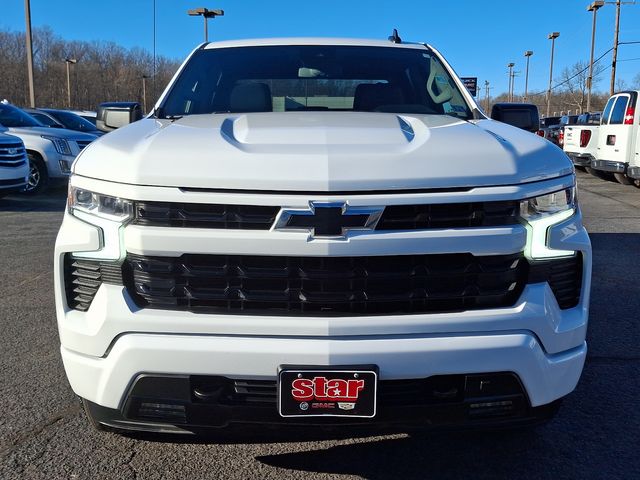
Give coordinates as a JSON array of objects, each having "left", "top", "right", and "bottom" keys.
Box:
[
  {"left": 520, "top": 187, "right": 576, "bottom": 259},
  {"left": 68, "top": 186, "right": 133, "bottom": 223},
  {"left": 42, "top": 135, "right": 72, "bottom": 155}
]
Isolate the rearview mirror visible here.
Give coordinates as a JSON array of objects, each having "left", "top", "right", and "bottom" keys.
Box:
[
  {"left": 490, "top": 103, "right": 540, "bottom": 133},
  {"left": 96, "top": 102, "right": 143, "bottom": 132}
]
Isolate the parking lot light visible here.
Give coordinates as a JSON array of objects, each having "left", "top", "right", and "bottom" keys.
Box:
[
  {"left": 64, "top": 58, "right": 77, "bottom": 109},
  {"left": 187, "top": 8, "right": 224, "bottom": 42},
  {"left": 546, "top": 32, "right": 560, "bottom": 117},
  {"left": 524, "top": 51, "right": 533, "bottom": 102},
  {"left": 586, "top": 1, "right": 604, "bottom": 112}
]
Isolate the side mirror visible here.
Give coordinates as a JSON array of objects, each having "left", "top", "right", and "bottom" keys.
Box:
[
  {"left": 490, "top": 103, "right": 540, "bottom": 133},
  {"left": 96, "top": 102, "right": 143, "bottom": 132}
]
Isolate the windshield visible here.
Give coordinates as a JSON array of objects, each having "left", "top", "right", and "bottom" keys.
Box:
[
  {"left": 0, "top": 104, "right": 44, "bottom": 128},
  {"left": 46, "top": 110, "right": 98, "bottom": 132},
  {"left": 161, "top": 45, "right": 472, "bottom": 119}
]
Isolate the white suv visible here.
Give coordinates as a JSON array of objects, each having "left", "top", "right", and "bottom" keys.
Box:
[
  {"left": 54, "top": 38, "right": 591, "bottom": 434},
  {"left": 0, "top": 128, "right": 29, "bottom": 197}
]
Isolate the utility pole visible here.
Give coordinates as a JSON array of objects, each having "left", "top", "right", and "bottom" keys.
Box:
[
  {"left": 610, "top": 0, "right": 621, "bottom": 95},
  {"left": 507, "top": 63, "right": 515, "bottom": 102},
  {"left": 24, "top": 0, "right": 35, "bottom": 107},
  {"left": 64, "top": 58, "right": 77, "bottom": 109},
  {"left": 524, "top": 51, "right": 533, "bottom": 102},
  {"left": 587, "top": 1, "right": 604, "bottom": 112},
  {"left": 484, "top": 80, "right": 491, "bottom": 112},
  {"left": 546, "top": 32, "right": 560, "bottom": 117}
]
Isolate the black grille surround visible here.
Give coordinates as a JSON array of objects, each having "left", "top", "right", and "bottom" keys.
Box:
[
  {"left": 132, "top": 200, "right": 520, "bottom": 231},
  {"left": 64, "top": 252, "right": 583, "bottom": 314},
  {"left": 64, "top": 256, "right": 124, "bottom": 311},
  {"left": 123, "top": 252, "right": 528, "bottom": 316}
]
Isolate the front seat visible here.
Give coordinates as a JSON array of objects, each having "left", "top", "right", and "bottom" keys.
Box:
[
  {"left": 229, "top": 83, "right": 273, "bottom": 113},
  {"left": 353, "top": 84, "right": 404, "bottom": 111}
]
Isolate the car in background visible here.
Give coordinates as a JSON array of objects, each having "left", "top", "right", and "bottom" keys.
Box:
[
  {"left": 0, "top": 103, "right": 98, "bottom": 194},
  {"left": 563, "top": 112, "right": 600, "bottom": 170},
  {"left": 0, "top": 127, "right": 29, "bottom": 198},
  {"left": 593, "top": 90, "right": 639, "bottom": 185},
  {"left": 71, "top": 110, "right": 98, "bottom": 125},
  {"left": 24, "top": 108, "right": 104, "bottom": 137},
  {"left": 557, "top": 115, "right": 579, "bottom": 147},
  {"left": 536, "top": 116, "right": 562, "bottom": 145}
]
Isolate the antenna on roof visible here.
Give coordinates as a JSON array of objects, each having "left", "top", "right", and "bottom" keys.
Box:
[{"left": 388, "top": 29, "right": 402, "bottom": 44}]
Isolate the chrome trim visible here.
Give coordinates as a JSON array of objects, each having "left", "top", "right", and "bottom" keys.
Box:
[{"left": 590, "top": 159, "right": 627, "bottom": 173}]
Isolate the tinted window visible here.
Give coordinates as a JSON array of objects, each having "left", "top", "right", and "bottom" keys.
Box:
[
  {"left": 0, "top": 104, "right": 43, "bottom": 127},
  {"left": 46, "top": 110, "right": 98, "bottom": 132},
  {"left": 609, "top": 96, "right": 629, "bottom": 125},
  {"left": 161, "top": 45, "right": 472, "bottom": 118},
  {"left": 30, "top": 112, "right": 60, "bottom": 127},
  {"left": 601, "top": 97, "right": 616, "bottom": 125}
]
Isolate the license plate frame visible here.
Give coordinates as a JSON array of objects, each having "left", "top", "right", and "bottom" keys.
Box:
[{"left": 278, "top": 365, "right": 378, "bottom": 418}]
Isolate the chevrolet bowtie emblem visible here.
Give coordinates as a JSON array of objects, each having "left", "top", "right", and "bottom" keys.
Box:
[{"left": 275, "top": 202, "right": 384, "bottom": 238}]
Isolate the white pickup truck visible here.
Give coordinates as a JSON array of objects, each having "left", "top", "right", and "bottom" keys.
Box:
[
  {"left": 591, "top": 90, "right": 639, "bottom": 185},
  {"left": 54, "top": 36, "right": 591, "bottom": 434},
  {"left": 562, "top": 112, "right": 600, "bottom": 170}
]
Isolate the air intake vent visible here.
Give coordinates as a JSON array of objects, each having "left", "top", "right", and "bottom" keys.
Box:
[{"left": 63, "top": 255, "right": 123, "bottom": 311}]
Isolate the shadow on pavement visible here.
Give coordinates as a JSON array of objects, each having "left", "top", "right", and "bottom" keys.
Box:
[{"left": 0, "top": 187, "right": 67, "bottom": 213}]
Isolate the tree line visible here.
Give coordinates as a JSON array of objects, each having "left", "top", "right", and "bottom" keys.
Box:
[
  {"left": 0, "top": 27, "right": 181, "bottom": 113},
  {"left": 485, "top": 60, "right": 640, "bottom": 117}
]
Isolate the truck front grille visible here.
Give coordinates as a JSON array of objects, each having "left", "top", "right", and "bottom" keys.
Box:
[
  {"left": 0, "top": 142, "right": 27, "bottom": 168},
  {"left": 132, "top": 200, "right": 520, "bottom": 230},
  {"left": 123, "top": 252, "right": 528, "bottom": 315}
]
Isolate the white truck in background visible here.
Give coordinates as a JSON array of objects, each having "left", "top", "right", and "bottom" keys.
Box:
[
  {"left": 562, "top": 112, "right": 600, "bottom": 171},
  {"left": 591, "top": 90, "right": 639, "bottom": 185}
]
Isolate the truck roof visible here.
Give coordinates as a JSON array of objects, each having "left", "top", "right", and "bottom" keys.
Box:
[{"left": 202, "top": 37, "right": 429, "bottom": 50}]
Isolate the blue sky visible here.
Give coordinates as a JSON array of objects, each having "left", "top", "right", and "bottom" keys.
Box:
[{"left": 3, "top": 0, "right": 640, "bottom": 98}]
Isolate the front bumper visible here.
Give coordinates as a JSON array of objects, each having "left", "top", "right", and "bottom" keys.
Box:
[
  {"left": 54, "top": 175, "right": 591, "bottom": 430},
  {"left": 591, "top": 159, "right": 627, "bottom": 173}
]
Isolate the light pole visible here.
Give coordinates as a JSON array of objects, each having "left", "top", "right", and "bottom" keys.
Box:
[
  {"left": 187, "top": 8, "right": 224, "bottom": 42},
  {"left": 524, "top": 51, "right": 533, "bottom": 102},
  {"left": 142, "top": 74, "right": 150, "bottom": 114},
  {"left": 64, "top": 58, "right": 77, "bottom": 109},
  {"left": 546, "top": 32, "right": 560, "bottom": 117},
  {"left": 507, "top": 63, "right": 515, "bottom": 102},
  {"left": 587, "top": 2, "right": 604, "bottom": 112},
  {"left": 24, "top": 0, "right": 35, "bottom": 107},
  {"left": 484, "top": 80, "right": 490, "bottom": 112}
]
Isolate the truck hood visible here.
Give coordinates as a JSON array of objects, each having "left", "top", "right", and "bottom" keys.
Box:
[{"left": 74, "top": 112, "right": 572, "bottom": 191}]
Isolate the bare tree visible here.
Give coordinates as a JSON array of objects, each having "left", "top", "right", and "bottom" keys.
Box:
[
  {"left": 557, "top": 61, "right": 605, "bottom": 114},
  {"left": 0, "top": 27, "right": 180, "bottom": 111}
]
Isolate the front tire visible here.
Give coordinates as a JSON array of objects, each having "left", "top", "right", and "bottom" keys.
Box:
[
  {"left": 614, "top": 173, "right": 634, "bottom": 185},
  {"left": 23, "top": 152, "right": 49, "bottom": 195}
]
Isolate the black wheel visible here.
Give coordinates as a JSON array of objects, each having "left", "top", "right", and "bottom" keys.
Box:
[
  {"left": 633, "top": 179, "right": 640, "bottom": 189},
  {"left": 23, "top": 152, "right": 49, "bottom": 195},
  {"left": 614, "top": 172, "right": 634, "bottom": 185}
]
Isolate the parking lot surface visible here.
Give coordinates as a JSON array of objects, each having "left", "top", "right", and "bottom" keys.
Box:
[{"left": 1, "top": 170, "right": 639, "bottom": 480}]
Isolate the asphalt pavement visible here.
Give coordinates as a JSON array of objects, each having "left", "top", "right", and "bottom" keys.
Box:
[{"left": 0, "top": 170, "right": 639, "bottom": 480}]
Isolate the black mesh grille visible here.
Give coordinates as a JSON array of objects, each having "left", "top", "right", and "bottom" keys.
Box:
[
  {"left": 376, "top": 201, "right": 519, "bottom": 230},
  {"left": 123, "top": 252, "right": 528, "bottom": 316},
  {"left": 63, "top": 255, "right": 123, "bottom": 311},
  {"left": 131, "top": 201, "right": 520, "bottom": 231},
  {"left": 529, "top": 254, "right": 583, "bottom": 309},
  {"left": 133, "top": 202, "right": 279, "bottom": 229},
  {"left": 0, "top": 142, "right": 27, "bottom": 168}
]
